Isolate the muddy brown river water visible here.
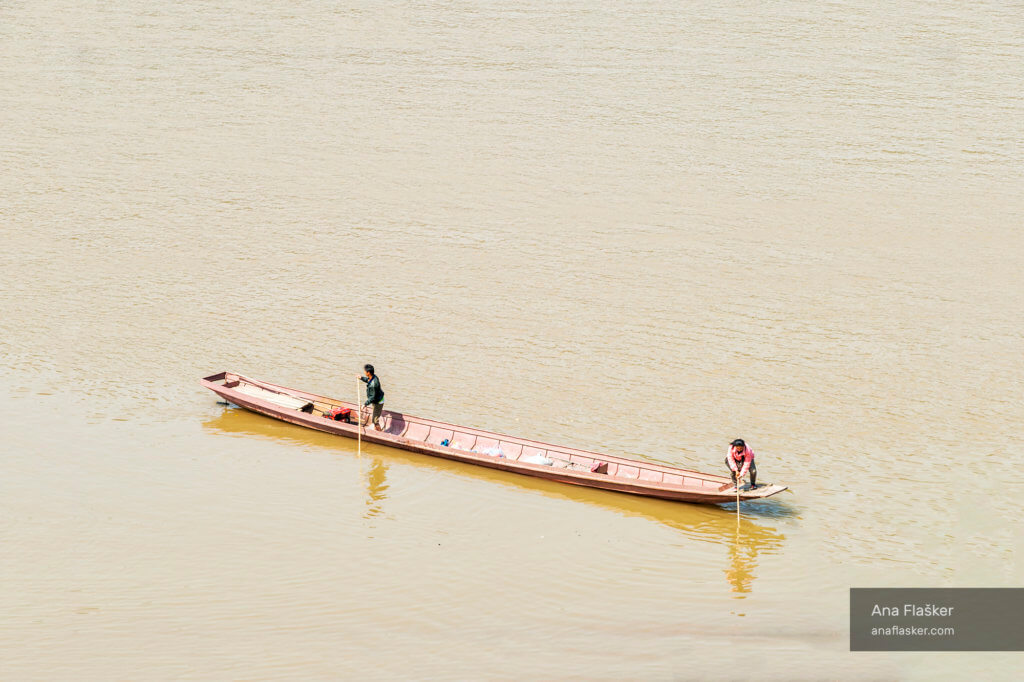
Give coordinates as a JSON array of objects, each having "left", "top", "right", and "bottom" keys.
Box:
[{"left": 1, "top": 1, "right": 1022, "bottom": 679}]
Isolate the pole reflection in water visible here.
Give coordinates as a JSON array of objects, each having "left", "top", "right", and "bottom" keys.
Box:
[{"left": 203, "top": 409, "right": 792, "bottom": 594}]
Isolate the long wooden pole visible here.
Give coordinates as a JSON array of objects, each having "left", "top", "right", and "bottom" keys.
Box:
[
  {"left": 357, "top": 379, "right": 362, "bottom": 458},
  {"left": 732, "top": 450, "right": 743, "bottom": 519},
  {"left": 734, "top": 460, "right": 741, "bottom": 521}
]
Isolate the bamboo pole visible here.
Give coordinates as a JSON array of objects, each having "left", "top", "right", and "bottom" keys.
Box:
[
  {"left": 736, "top": 473, "right": 741, "bottom": 520},
  {"left": 357, "top": 379, "right": 362, "bottom": 459}
]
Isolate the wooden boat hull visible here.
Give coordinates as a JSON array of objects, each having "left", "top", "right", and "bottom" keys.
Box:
[{"left": 200, "top": 372, "right": 788, "bottom": 505}]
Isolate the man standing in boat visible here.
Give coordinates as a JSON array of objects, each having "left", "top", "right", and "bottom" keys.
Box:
[
  {"left": 726, "top": 438, "right": 757, "bottom": 489},
  {"left": 359, "top": 364, "right": 385, "bottom": 430}
]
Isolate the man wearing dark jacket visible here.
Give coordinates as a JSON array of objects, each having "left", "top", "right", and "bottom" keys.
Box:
[{"left": 359, "top": 364, "right": 385, "bottom": 429}]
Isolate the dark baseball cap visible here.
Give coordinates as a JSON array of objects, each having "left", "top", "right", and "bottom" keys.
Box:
[{"left": 730, "top": 438, "right": 745, "bottom": 448}]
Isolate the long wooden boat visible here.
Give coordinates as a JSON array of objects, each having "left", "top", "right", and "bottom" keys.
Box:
[{"left": 200, "top": 371, "right": 788, "bottom": 505}]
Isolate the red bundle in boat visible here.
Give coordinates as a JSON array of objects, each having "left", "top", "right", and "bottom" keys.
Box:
[{"left": 325, "top": 407, "right": 352, "bottom": 423}]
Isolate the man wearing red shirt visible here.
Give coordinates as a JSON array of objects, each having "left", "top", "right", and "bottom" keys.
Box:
[{"left": 726, "top": 438, "right": 757, "bottom": 489}]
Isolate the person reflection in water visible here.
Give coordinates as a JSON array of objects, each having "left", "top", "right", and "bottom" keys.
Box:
[
  {"left": 364, "top": 458, "right": 389, "bottom": 520},
  {"left": 725, "top": 528, "right": 759, "bottom": 594}
]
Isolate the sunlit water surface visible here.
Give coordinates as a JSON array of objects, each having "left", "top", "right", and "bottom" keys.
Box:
[{"left": 1, "top": 1, "right": 1022, "bottom": 679}]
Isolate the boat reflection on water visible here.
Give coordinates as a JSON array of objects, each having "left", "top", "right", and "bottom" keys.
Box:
[{"left": 203, "top": 409, "right": 792, "bottom": 593}]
